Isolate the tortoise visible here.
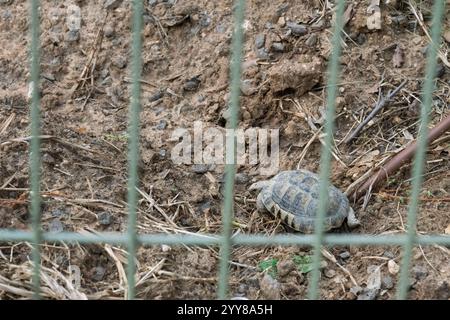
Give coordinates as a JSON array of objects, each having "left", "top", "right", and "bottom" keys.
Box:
[{"left": 249, "top": 170, "right": 360, "bottom": 233}]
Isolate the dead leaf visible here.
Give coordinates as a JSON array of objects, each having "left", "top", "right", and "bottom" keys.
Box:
[{"left": 393, "top": 45, "right": 404, "bottom": 68}]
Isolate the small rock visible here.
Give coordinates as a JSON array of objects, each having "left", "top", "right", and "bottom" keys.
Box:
[
  {"left": 49, "top": 219, "right": 64, "bottom": 233},
  {"left": 367, "top": 265, "right": 381, "bottom": 291},
  {"left": 104, "top": 0, "right": 123, "bottom": 10},
  {"left": 277, "top": 16, "right": 286, "bottom": 27},
  {"left": 184, "top": 76, "right": 201, "bottom": 91},
  {"left": 159, "top": 149, "right": 166, "bottom": 157},
  {"left": 256, "top": 48, "right": 270, "bottom": 60},
  {"left": 286, "top": 22, "right": 307, "bottom": 36},
  {"left": 412, "top": 265, "right": 428, "bottom": 280},
  {"left": 98, "top": 212, "right": 112, "bottom": 226},
  {"left": 92, "top": 266, "right": 106, "bottom": 282},
  {"left": 51, "top": 209, "right": 66, "bottom": 217},
  {"left": 388, "top": 259, "right": 399, "bottom": 275},
  {"left": 149, "top": 90, "right": 164, "bottom": 102},
  {"left": 357, "top": 288, "right": 378, "bottom": 300},
  {"left": 104, "top": 25, "right": 115, "bottom": 38},
  {"left": 198, "top": 201, "right": 211, "bottom": 214},
  {"left": 305, "top": 34, "right": 317, "bottom": 47},
  {"left": 259, "top": 273, "right": 280, "bottom": 300},
  {"left": 383, "top": 251, "right": 395, "bottom": 259},
  {"left": 356, "top": 33, "right": 367, "bottom": 45},
  {"left": 277, "top": 260, "right": 296, "bottom": 277},
  {"left": 276, "top": 3, "right": 289, "bottom": 16},
  {"left": 435, "top": 64, "right": 445, "bottom": 78},
  {"left": 42, "top": 153, "right": 56, "bottom": 165},
  {"left": 66, "top": 4, "right": 81, "bottom": 33},
  {"left": 199, "top": 14, "right": 211, "bottom": 27},
  {"left": 112, "top": 56, "right": 127, "bottom": 69},
  {"left": 255, "top": 34, "right": 265, "bottom": 49},
  {"left": 161, "top": 244, "right": 171, "bottom": 252},
  {"left": 192, "top": 164, "right": 212, "bottom": 174},
  {"left": 237, "top": 283, "right": 248, "bottom": 294},
  {"left": 350, "top": 286, "right": 362, "bottom": 295},
  {"left": 324, "top": 269, "right": 336, "bottom": 278},
  {"left": 443, "top": 29, "right": 450, "bottom": 44},
  {"left": 382, "top": 275, "right": 394, "bottom": 289},
  {"left": 156, "top": 119, "right": 167, "bottom": 130},
  {"left": 271, "top": 42, "right": 284, "bottom": 52},
  {"left": 66, "top": 30, "right": 80, "bottom": 42},
  {"left": 339, "top": 251, "right": 351, "bottom": 259},
  {"left": 240, "top": 79, "right": 257, "bottom": 96},
  {"left": 235, "top": 173, "right": 249, "bottom": 184}
]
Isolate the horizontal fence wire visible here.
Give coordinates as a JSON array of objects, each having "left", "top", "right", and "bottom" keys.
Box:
[
  {"left": 0, "top": 230, "right": 449, "bottom": 246},
  {"left": 1, "top": 0, "right": 445, "bottom": 300}
]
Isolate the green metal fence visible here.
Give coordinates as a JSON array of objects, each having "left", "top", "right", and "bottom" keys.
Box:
[{"left": 0, "top": 0, "right": 449, "bottom": 300}]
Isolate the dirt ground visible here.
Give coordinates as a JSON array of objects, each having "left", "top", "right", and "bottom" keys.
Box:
[{"left": 0, "top": 0, "right": 449, "bottom": 300}]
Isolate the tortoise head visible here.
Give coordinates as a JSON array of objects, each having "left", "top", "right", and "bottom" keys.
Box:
[{"left": 248, "top": 180, "right": 271, "bottom": 191}]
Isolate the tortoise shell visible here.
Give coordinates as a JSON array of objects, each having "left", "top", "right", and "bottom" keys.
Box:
[{"left": 256, "top": 170, "right": 351, "bottom": 233}]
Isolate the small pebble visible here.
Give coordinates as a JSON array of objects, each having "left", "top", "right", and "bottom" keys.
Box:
[
  {"left": 192, "top": 164, "right": 211, "bottom": 174},
  {"left": 98, "top": 212, "right": 112, "bottom": 226},
  {"left": 49, "top": 219, "right": 64, "bottom": 233},
  {"left": 277, "top": 16, "right": 286, "bottom": 27},
  {"left": 66, "top": 30, "right": 80, "bottom": 42},
  {"left": 259, "top": 273, "right": 281, "bottom": 300},
  {"left": 156, "top": 119, "right": 167, "bottom": 130},
  {"left": 51, "top": 209, "right": 66, "bottom": 217},
  {"left": 255, "top": 34, "right": 265, "bottom": 49},
  {"left": 256, "top": 48, "right": 270, "bottom": 60},
  {"left": 276, "top": 3, "right": 289, "bottom": 16},
  {"left": 161, "top": 244, "right": 171, "bottom": 252},
  {"left": 305, "top": 34, "right": 317, "bottom": 47},
  {"left": 339, "top": 251, "right": 351, "bottom": 259},
  {"left": 286, "top": 21, "right": 307, "bottom": 36},
  {"left": 184, "top": 77, "right": 201, "bottom": 91},
  {"left": 382, "top": 275, "right": 394, "bottom": 289},
  {"left": 240, "top": 79, "right": 257, "bottom": 96},
  {"left": 357, "top": 288, "right": 379, "bottom": 300},
  {"left": 112, "top": 56, "right": 127, "bottom": 69},
  {"left": 350, "top": 286, "right": 362, "bottom": 295},
  {"left": 92, "top": 266, "right": 106, "bottom": 282},
  {"left": 235, "top": 173, "right": 250, "bottom": 184},
  {"left": 271, "top": 42, "right": 284, "bottom": 52},
  {"left": 324, "top": 269, "right": 336, "bottom": 278},
  {"left": 104, "top": 25, "right": 115, "bottom": 38},
  {"left": 159, "top": 149, "right": 166, "bottom": 157},
  {"left": 277, "top": 260, "right": 296, "bottom": 277},
  {"left": 356, "top": 33, "right": 367, "bottom": 45},
  {"left": 412, "top": 265, "right": 428, "bottom": 280},
  {"left": 149, "top": 90, "right": 164, "bottom": 102},
  {"left": 383, "top": 251, "right": 395, "bottom": 259},
  {"left": 104, "top": 0, "right": 123, "bottom": 10}
]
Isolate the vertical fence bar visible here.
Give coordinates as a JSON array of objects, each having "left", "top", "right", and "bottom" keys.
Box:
[
  {"left": 28, "top": 0, "right": 42, "bottom": 299},
  {"left": 308, "top": 0, "right": 346, "bottom": 300},
  {"left": 217, "top": 0, "right": 246, "bottom": 300},
  {"left": 396, "top": 0, "right": 446, "bottom": 300},
  {"left": 126, "top": 0, "right": 144, "bottom": 300}
]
